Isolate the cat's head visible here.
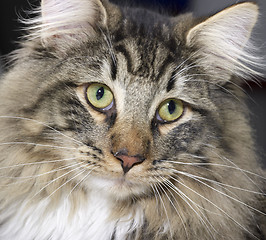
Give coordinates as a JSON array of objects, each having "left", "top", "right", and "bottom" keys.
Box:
[{"left": 2, "top": 0, "right": 262, "bottom": 201}]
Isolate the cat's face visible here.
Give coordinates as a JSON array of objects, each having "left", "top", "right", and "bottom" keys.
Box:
[
  {"left": 0, "top": 0, "right": 261, "bottom": 204},
  {"left": 72, "top": 41, "right": 203, "bottom": 199},
  {"left": 16, "top": 18, "right": 218, "bottom": 200},
  {"left": 21, "top": 40, "right": 198, "bottom": 199}
]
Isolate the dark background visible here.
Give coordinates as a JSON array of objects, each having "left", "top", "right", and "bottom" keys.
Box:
[{"left": 0, "top": 0, "right": 265, "bottom": 166}]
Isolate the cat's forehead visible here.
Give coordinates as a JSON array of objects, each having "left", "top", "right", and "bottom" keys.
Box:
[
  {"left": 103, "top": 8, "right": 188, "bottom": 84},
  {"left": 97, "top": 41, "right": 186, "bottom": 98},
  {"left": 113, "top": 39, "right": 177, "bottom": 86}
]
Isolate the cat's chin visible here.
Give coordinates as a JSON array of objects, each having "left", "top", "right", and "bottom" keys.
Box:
[{"left": 88, "top": 175, "right": 149, "bottom": 200}]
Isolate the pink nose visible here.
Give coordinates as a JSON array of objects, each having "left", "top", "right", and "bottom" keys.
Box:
[{"left": 113, "top": 150, "right": 145, "bottom": 173}]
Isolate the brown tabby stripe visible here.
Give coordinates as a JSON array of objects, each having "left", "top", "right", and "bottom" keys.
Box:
[
  {"left": 166, "top": 71, "right": 176, "bottom": 92},
  {"left": 114, "top": 42, "right": 178, "bottom": 83},
  {"left": 110, "top": 57, "right": 117, "bottom": 80},
  {"left": 22, "top": 82, "right": 78, "bottom": 114},
  {"left": 114, "top": 44, "right": 134, "bottom": 74},
  {"left": 155, "top": 54, "right": 176, "bottom": 82}
]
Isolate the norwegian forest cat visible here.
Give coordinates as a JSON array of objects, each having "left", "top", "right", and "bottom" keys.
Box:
[{"left": 0, "top": 0, "right": 265, "bottom": 239}]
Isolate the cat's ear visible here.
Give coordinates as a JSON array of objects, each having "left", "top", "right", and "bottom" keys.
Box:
[
  {"left": 35, "top": 0, "right": 108, "bottom": 49},
  {"left": 186, "top": 2, "right": 261, "bottom": 81}
]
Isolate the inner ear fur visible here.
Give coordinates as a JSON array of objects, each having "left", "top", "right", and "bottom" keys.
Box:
[
  {"left": 185, "top": 2, "right": 261, "bottom": 82},
  {"left": 23, "top": 0, "right": 123, "bottom": 54}
]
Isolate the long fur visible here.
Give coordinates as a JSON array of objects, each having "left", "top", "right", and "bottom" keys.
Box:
[
  {"left": 186, "top": 3, "right": 264, "bottom": 81},
  {"left": 0, "top": 0, "right": 265, "bottom": 239}
]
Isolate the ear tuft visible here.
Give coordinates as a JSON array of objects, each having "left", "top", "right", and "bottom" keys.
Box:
[
  {"left": 186, "top": 2, "right": 263, "bottom": 80},
  {"left": 25, "top": 0, "right": 107, "bottom": 49}
]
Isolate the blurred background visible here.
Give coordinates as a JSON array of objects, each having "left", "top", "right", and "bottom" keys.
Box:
[{"left": 0, "top": 0, "right": 265, "bottom": 165}]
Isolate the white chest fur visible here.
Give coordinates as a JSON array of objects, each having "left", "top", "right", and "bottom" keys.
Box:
[{"left": 0, "top": 192, "right": 144, "bottom": 240}]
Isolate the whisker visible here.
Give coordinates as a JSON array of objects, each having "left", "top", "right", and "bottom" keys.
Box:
[
  {"left": 0, "top": 115, "right": 83, "bottom": 146},
  {"left": 0, "top": 161, "right": 81, "bottom": 180},
  {"left": 65, "top": 166, "right": 99, "bottom": 200},
  {"left": 157, "top": 176, "right": 189, "bottom": 239},
  {"left": 203, "top": 143, "right": 265, "bottom": 192},
  {"left": 163, "top": 176, "right": 223, "bottom": 217},
  {"left": 150, "top": 184, "right": 160, "bottom": 215},
  {"left": 47, "top": 168, "right": 87, "bottom": 200},
  {"left": 163, "top": 159, "right": 266, "bottom": 181},
  {"left": 153, "top": 182, "right": 174, "bottom": 238},
  {"left": 184, "top": 73, "right": 249, "bottom": 94},
  {"left": 163, "top": 176, "right": 217, "bottom": 239},
  {"left": 0, "top": 157, "right": 78, "bottom": 171},
  {"left": 28, "top": 162, "right": 85, "bottom": 202},
  {"left": 170, "top": 175, "right": 261, "bottom": 240},
  {"left": 98, "top": 27, "right": 117, "bottom": 66},
  {"left": 0, "top": 141, "right": 77, "bottom": 150},
  {"left": 173, "top": 54, "right": 197, "bottom": 73},
  {"left": 186, "top": 78, "right": 242, "bottom": 103},
  {"left": 172, "top": 169, "right": 266, "bottom": 216},
  {"left": 169, "top": 163, "right": 265, "bottom": 196}
]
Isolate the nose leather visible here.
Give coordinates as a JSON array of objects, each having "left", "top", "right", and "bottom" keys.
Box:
[{"left": 114, "top": 150, "right": 145, "bottom": 174}]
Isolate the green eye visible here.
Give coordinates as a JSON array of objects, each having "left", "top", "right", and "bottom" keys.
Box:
[
  {"left": 86, "top": 83, "right": 114, "bottom": 110},
  {"left": 157, "top": 99, "right": 184, "bottom": 123}
]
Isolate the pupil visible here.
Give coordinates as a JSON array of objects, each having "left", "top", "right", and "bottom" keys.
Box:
[
  {"left": 96, "top": 87, "right": 104, "bottom": 100},
  {"left": 168, "top": 100, "right": 176, "bottom": 115}
]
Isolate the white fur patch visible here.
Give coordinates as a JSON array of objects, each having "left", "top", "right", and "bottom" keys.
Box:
[{"left": 0, "top": 190, "right": 144, "bottom": 240}]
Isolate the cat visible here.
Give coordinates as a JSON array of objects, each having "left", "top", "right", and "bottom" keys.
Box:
[{"left": 0, "top": 0, "right": 265, "bottom": 239}]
